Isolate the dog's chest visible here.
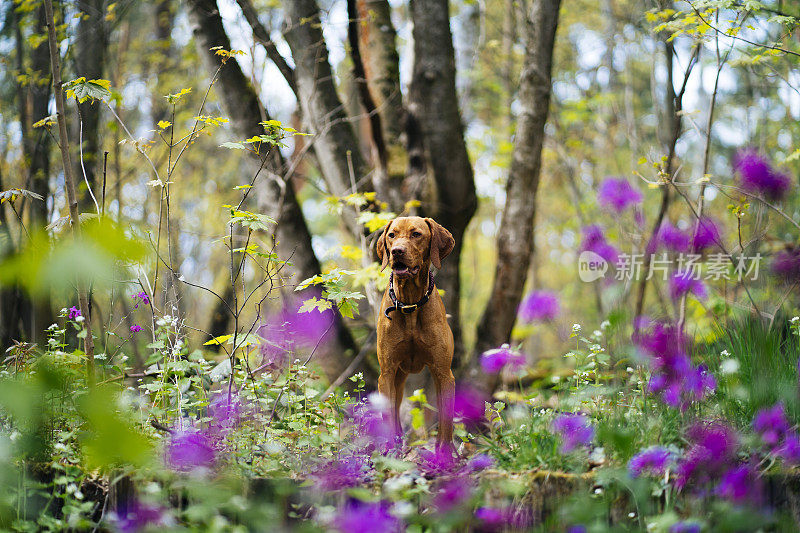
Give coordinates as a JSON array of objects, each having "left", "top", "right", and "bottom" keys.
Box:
[{"left": 382, "top": 318, "right": 440, "bottom": 372}]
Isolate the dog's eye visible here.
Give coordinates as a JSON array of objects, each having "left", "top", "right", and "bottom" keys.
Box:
[
  {"left": 411, "top": 231, "right": 422, "bottom": 238},
  {"left": 388, "top": 232, "right": 395, "bottom": 238}
]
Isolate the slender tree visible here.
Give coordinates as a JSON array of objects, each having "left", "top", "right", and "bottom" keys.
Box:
[
  {"left": 407, "top": 0, "right": 478, "bottom": 367},
  {"left": 474, "top": 0, "right": 562, "bottom": 366}
]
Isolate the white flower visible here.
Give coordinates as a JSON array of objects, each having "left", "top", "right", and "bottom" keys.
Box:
[
  {"left": 75, "top": 315, "right": 85, "bottom": 323},
  {"left": 626, "top": 367, "right": 634, "bottom": 373},
  {"left": 593, "top": 330, "right": 602, "bottom": 338},
  {"left": 600, "top": 320, "right": 611, "bottom": 330},
  {"left": 10, "top": 431, "right": 20, "bottom": 442},
  {"left": 720, "top": 358, "right": 740, "bottom": 375},
  {"left": 368, "top": 391, "right": 391, "bottom": 411},
  {"left": 791, "top": 316, "right": 799, "bottom": 324},
  {"left": 572, "top": 323, "right": 582, "bottom": 333},
  {"left": 384, "top": 475, "right": 412, "bottom": 493},
  {"left": 720, "top": 349, "right": 730, "bottom": 357},
  {"left": 551, "top": 376, "right": 561, "bottom": 383},
  {"left": 94, "top": 353, "right": 106, "bottom": 360},
  {"left": 391, "top": 501, "right": 414, "bottom": 518}
]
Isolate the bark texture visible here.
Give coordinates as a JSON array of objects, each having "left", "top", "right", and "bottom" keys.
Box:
[
  {"left": 474, "top": 0, "right": 562, "bottom": 361},
  {"left": 282, "top": 0, "right": 369, "bottom": 227},
  {"left": 186, "top": 0, "right": 359, "bottom": 379},
  {"left": 407, "top": 0, "right": 478, "bottom": 368},
  {"left": 73, "top": 0, "right": 108, "bottom": 211}
]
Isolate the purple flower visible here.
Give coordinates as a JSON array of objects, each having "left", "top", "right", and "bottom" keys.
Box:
[
  {"left": 566, "top": 526, "right": 588, "bottom": 533},
  {"left": 580, "top": 225, "right": 619, "bottom": 263},
  {"left": 313, "top": 455, "right": 369, "bottom": 491},
  {"left": 465, "top": 453, "right": 495, "bottom": 472},
  {"left": 776, "top": 433, "right": 800, "bottom": 464},
  {"left": 753, "top": 402, "right": 791, "bottom": 447},
  {"left": 333, "top": 500, "right": 399, "bottom": 533},
  {"left": 166, "top": 429, "right": 215, "bottom": 472},
  {"left": 691, "top": 217, "right": 721, "bottom": 253},
  {"left": 675, "top": 421, "right": 738, "bottom": 490},
  {"left": 518, "top": 290, "right": 560, "bottom": 323},
  {"left": 132, "top": 291, "right": 150, "bottom": 309},
  {"left": 111, "top": 501, "right": 169, "bottom": 532},
  {"left": 433, "top": 477, "right": 473, "bottom": 511},
  {"left": 207, "top": 393, "right": 242, "bottom": 434},
  {"left": 628, "top": 446, "right": 674, "bottom": 478},
  {"left": 552, "top": 413, "right": 594, "bottom": 453},
  {"left": 656, "top": 222, "right": 691, "bottom": 253},
  {"left": 669, "top": 271, "right": 707, "bottom": 300},
  {"left": 474, "top": 507, "right": 531, "bottom": 531},
  {"left": 734, "top": 149, "right": 792, "bottom": 202},
  {"left": 771, "top": 248, "right": 800, "bottom": 284},
  {"left": 597, "top": 177, "right": 643, "bottom": 213},
  {"left": 670, "top": 522, "right": 701, "bottom": 533},
  {"left": 258, "top": 296, "right": 335, "bottom": 369},
  {"left": 453, "top": 386, "right": 487, "bottom": 423},
  {"left": 480, "top": 346, "right": 526, "bottom": 374},
  {"left": 130, "top": 325, "right": 142, "bottom": 333},
  {"left": 68, "top": 306, "right": 81, "bottom": 319},
  {"left": 349, "top": 393, "right": 396, "bottom": 449},
  {"left": 715, "top": 463, "right": 762, "bottom": 504},
  {"left": 417, "top": 447, "right": 459, "bottom": 476}
]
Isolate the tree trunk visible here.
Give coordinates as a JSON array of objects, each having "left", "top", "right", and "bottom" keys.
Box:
[
  {"left": 473, "top": 0, "right": 561, "bottom": 365},
  {"left": 282, "top": 0, "right": 369, "bottom": 233},
  {"left": 73, "top": 0, "right": 108, "bottom": 212},
  {"left": 186, "top": 0, "right": 361, "bottom": 381},
  {"left": 407, "top": 0, "right": 478, "bottom": 369}
]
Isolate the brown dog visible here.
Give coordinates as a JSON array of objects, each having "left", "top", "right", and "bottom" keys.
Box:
[{"left": 376, "top": 216, "right": 456, "bottom": 451}]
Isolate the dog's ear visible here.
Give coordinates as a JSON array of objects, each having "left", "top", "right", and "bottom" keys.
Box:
[
  {"left": 376, "top": 220, "right": 394, "bottom": 271},
  {"left": 425, "top": 218, "right": 455, "bottom": 269}
]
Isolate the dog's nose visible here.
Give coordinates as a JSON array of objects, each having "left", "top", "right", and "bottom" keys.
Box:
[{"left": 391, "top": 247, "right": 405, "bottom": 257}]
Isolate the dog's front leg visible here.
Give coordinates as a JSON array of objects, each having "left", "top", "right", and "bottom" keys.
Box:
[{"left": 433, "top": 367, "right": 456, "bottom": 453}]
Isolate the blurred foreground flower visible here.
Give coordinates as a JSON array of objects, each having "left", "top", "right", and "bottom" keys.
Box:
[
  {"left": 258, "top": 298, "right": 335, "bottom": 369},
  {"left": 771, "top": 247, "right": 800, "bottom": 284},
  {"left": 111, "top": 500, "right": 171, "bottom": 533},
  {"left": 480, "top": 345, "right": 526, "bottom": 374},
  {"left": 753, "top": 402, "right": 790, "bottom": 447},
  {"left": 580, "top": 225, "right": 618, "bottom": 263},
  {"left": 417, "top": 447, "right": 459, "bottom": 476},
  {"left": 675, "top": 421, "right": 739, "bottom": 491},
  {"left": 518, "top": 290, "right": 560, "bottom": 323},
  {"left": 333, "top": 500, "right": 400, "bottom": 533},
  {"left": 628, "top": 446, "right": 674, "bottom": 478},
  {"left": 669, "top": 271, "right": 707, "bottom": 301},
  {"left": 313, "top": 454, "right": 369, "bottom": 491},
  {"left": 597, "top": 177, "right": 643, "bottom": 213},
  {"left": 691, "top": 217, "right": 721, "bottom": 253},
  {"left": 715, "top": 462, "right": 762, "bottom": 505},
  {"left": 475, "top": 506, "right": 531, "bottom": 531},
  {"left": 552, "top": 413, "right": 593, "bottom": 453},
  {"left": 669, "top": 522, "right": 701, "bottom": 533},
  {"left": 349, "top": 392, "right": 396, "bottom": 450},
  {"left": 453, "top": 386, "right": 487, "bottom": 423},
  {"left": 734, "top": 149, "right": 791, "bottom": 202},
  {"left": 433, "top": 477, "right": 473, "bottom": 512},
  {"left": 166, "top": 429, "right": 215, "bottom": 472},
  {"left": 655, "top": 221, "right": 690, "bottom": 253}
]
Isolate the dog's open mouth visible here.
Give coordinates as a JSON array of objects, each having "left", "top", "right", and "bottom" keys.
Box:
[{"left": 392, "top": 261, "right": 420, "bottom": 278}]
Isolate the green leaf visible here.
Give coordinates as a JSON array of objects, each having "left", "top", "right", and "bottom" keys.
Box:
[{"left": 63, "top": 77, "right": 112, "bottom": 104}]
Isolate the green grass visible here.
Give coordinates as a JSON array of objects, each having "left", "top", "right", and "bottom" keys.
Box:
[{"left": 696, "top": 314, "right": 800, "bottom": 427}]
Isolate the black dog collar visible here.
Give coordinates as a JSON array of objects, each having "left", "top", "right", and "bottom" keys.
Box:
[{"left": 384, "top": 270, "right": 435, "bottom": 319}]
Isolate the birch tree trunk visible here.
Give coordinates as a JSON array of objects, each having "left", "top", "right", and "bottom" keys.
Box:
[
  {"left": 473, "top": 0, "right": 561, "bottom": 363},
  {"left": 407, "top": 0, "right": 478, "bottom": 368}
]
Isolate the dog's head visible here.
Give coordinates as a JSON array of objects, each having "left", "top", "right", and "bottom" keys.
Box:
[{"left": 376, "top": 217, "right": 455, "bottom": 278}]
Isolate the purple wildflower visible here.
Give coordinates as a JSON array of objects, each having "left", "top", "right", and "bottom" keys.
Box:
[
  {"left": 771, "top": 248, "right": 800, "bottom": 284},
  {"left": 68, "top": 306, "right": 81, "bottom": 319},
  {"left": 566, "top": 526, "right": 588, "bottom": 533},
  {"left": 580, "top": 225, "right": 619, "bottom": 263},
  {"left": 552, "top": 413, "right": 594, "bottom": 453},
  {"left": 132, "top": 291, "right": 150, "bottom": 309},
  {"left": 258, "top": 296, "right": 335, "bottom": 369},
  {"left": 333, "top": 500, "right": 399, "bottom": 533},
  {"left": 753, "top": 402, "right": 791, "bottom": 447},
  {"left": 669, "top": 271, "right": 708, "bottom": 300},
  {"left": 656, "top": 221, "right": 691, "bottom": 253},
  {"left": 207, "top": 393, "right": 242, "bottom": 435},
  {"left": 480, "top": 346, "right": 526, "bottom": 374},
  {"left": 465, "top": 453, "right": 495, "bottom": 472},
  {"left": 417, "top": 447, "right": 459, "bottom": 476},
  {"left": 474, "top": 507, "right": 507, "bottom": 532},
  {"left": 669, "top": 522, "right": 701, "bottom": 533},
  {"left": 628, "top": 446, "right": 674, "bottom": 478},
  {"left": 777, "top": 433, "right": 800, "bottom": 464},
  {"left": 433, "top": 477, "right": 473, "bottom": 512},
  {"left": 349, "top": 393, "right": 397, "bottom": 451},
  {"left": 313, "top": 455, "right": 368, "bottom": 491},
  {"left": 518, "top": 290, "right": 560, "bottom": 323},
  {"left": 715, "top": 463, "right": 762, "bottom": 505},
  {"left": 111, "top": 501, "right": 170, "bottom": 533},
  {"left": 734, "top": 149, "right": 792, "bottom": 202},
  {"left": 166, "top": 429, "right": 216, "bottom": 472},
  {"left": 675, "top": 421, "right": 738, "bottom": 490},
  {"left": 597, "top": 177, "right": 643, "bottom": 213},
  {"left": 691, "top": 217, "right": 721, "bottom": 253},
  {"left": 130, "top": 325, "right": 142, "bottom": 333},
  {"left": 453, "top": 386, "right": 487, "bottom": 423}
]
